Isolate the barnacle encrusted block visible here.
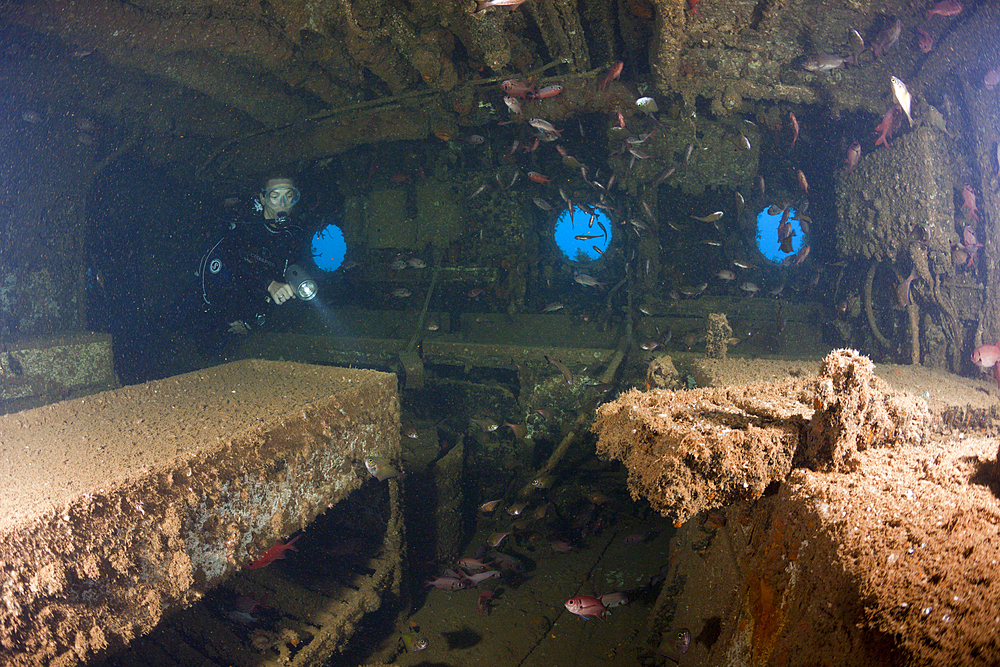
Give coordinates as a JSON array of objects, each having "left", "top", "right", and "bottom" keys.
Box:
[
  {"left": 593, "top": 349, "right": 931, "bottom": 524},
  {"left": 0, "top": 360, "right": 399, "bottom": 666},
  {"left": 593, "top": 383, "right": 811, "bottom": 524}
]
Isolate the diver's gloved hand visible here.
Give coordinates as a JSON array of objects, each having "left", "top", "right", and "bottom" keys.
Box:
[
  {"left": 268, "top": 280, "right": 296, "bottom": 306},
  {"left": 228, "top": 320, "right": 250, "bottom": 335}
]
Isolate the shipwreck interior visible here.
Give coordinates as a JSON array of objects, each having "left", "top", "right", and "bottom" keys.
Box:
[{"left": 2, "top": 0, "right": 1000, "bottom": 665}]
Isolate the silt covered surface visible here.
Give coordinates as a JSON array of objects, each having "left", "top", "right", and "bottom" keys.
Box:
[{"left": 0, "top": 360, "right": 400, "bottom": 666}]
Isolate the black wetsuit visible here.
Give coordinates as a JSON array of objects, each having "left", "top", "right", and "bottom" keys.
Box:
[{"left": 197, "top": 215, "right": 305, "bottom": 333}]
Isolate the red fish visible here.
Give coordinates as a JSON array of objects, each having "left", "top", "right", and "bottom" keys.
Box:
[
  {"left": 245, "top": 535, "right": 301, "bottom": 569},
  {"left": 500, "top": 79, "right": 535, "bottom": 98},
  {"left": 528, "top": 171, "right": 551, "bottom": 184},
  {"left": 688, "top": 0, "right": 703, "bottom": 17},
  {"left": 926, "top": 0, "right": 962, "bottom": 20},
  {"left": 844, "top": 140, "right": 861, "bottom": 172},
  {"left": 532, "top": 85, "right": 563, "bottom": 99},
  {"left": 789, "top": 112, "right": 799, "bottom": 149},
  {"left": 961, "top": 184, "right": 980, "bottom": 222},
  {"left": 917, "top": 28, "right": 934, "bottom": 54},
  {"left": 796, "top": 169, "right": 808, "bottom": 194},
  {"left": 564, "top": 595, "right": 608, "bottom": 620},
  {"left": 599, "top": 61, "right": 623, "bottom": 91},
  {"left": 873, "top": 105, "right": 901, "bottom": 149},
  {"left": 478, "top": 589, "right": 495, "bottom": 615}
]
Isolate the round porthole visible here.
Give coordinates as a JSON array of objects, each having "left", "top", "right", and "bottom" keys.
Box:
[
  {"left": 553, "top": 207, "right": 612, "bottom": 263},
  {"left": 755, "top": 206, "right": 806, "bottom": 264},
  {"left": 311, "top": 223, "right": 347, "bottom": 272}
]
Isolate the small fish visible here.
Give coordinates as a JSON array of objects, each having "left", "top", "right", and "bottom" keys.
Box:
[
  {"left": 796, "top": 169, "right": 809, "bottom": 193},
  {"left": 844, "top": 140, "right": 861, "bottom": 172},
  {"left": 653, "top": 166, "right": 676, "bottom": 185},
  {"left": 715, "top": 269, "right": 736, "bottom": 281},
  {"left": 532, "top": 474, "right": 555, "bottom": 489},
  {"left": 927, "top": 106, "right": 953, "bottom": 138},
  {"left": 467, "top": 183, "right": 488, "bottom": 200},
  {"left": 528, "top": 171, "right": 551, "bottom": 184},
  {"left": 873, "top": 16, "right": 902, "bottom": 58},
  {"left": 476, "top": 500, "right": 504, "bottom": 516},
  {"left": 544, "top": 354, "right": 574, "bottom": 385},
  {"left": 534, "top": 84, "right": 563, "bottom": 99},
  {"left": 390, "top": 288, "right": 411, "bottom": 298},
  {"left": 389, "top": 259, "right": 408, "bottom": 270},
  {"left": 599, "top": 61, "right": 624, "bottom": 91},
  {"left": 849, "top": 27, "right": 865, "bottom": 63},
  {"left": 802, "top": 54, "right": 850, "bottom": 72},
  {"left": 533, "top": 197, "right": 554, "bottom": 210},
  {"left": 895, "top": 266, "right": 917, "bottom": 308},
  {"left": 574, "top": 234, "right": 603, "bottom": 241},
  {"left": 891, "top": 76, "right": 913, "bottom": 126},
  {"left": 659, "top": 628, "right": 691, "bottom": 661},
  {"left": 564, "top": 595, "right": 608, "bottom": 621},
  {"left": 737, "top": 133, "right": 751, "bottom": 150},
  {"left": 488, "top": 531, "right": 512, "bottom": 547},
  {"left": 365, "top": 456, "right": 402, "bottom": 481},
  {"left": 789, "top": 112, "right": 799, "bottom": 148},
  {"left": 735, "top": 191, "right": 745, "bottom": 218},
  {"left": 506, "top": 423, "right": 527, "bottom": 439},
  {"left": 740, "top": 282, "right": 760, "bottom": 295},
  {"left": 635, "top": 96, "right": 658, "bottom": 113},
  {"left": 245, "top": 535, "right": 301, "bottom": 569},
  {"left": 471, "top": 417, "right": 499, "bottom": 432},
  {"left": 733, "top": 260, "right": 755, "bottom": 270},
  {"left": 592, "top": 245, "right": 604, "bottom": 256},
  {"left": 573, "top": 273, "right": 606, "bottom": 288},
  {"left": 926, "top": 0, "right": 962, "bottom": 20},
  {"left": 407, "top": 258, "right": 427, "bottom": 269},
  {"left": 917, "top": 28, "right": 934, "bottom": 54},
  {"left": 401, "top": 632, "right": 429, "bottom": 652},
  {"left": 690, "top": 211, "right": 724, "bottom": 223},
  {"left": 528, "top": 118, "right": 562, "bottom": 136},
  {"left": 476, "top": 0, "right": 528, "bottom": 11}
]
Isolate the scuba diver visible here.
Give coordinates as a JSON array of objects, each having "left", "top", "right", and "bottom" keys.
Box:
[{"left": 191, "top": 176, "right": 312, "bottom": 352}]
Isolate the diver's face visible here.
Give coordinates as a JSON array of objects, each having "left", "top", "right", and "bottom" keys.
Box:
[{"left": 260, "top": 180, "right": 299, "bottom": 220}]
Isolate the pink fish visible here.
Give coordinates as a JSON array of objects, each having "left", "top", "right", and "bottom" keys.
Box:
[
  {"left": 476, "top": 0, "right": 529, "bottom": 12},
  {"left": 789, "top": 112, "right": 799, "bottom": 149},
  {"left": 599, "top": 61, "right": 623, "bottom": 92},
  {"left": 500, "top": 79, "right": 535, "bottom": 98},
  {"left": 458, "top": 557, "right": 492, "bottom": 571},
  {"left": 961, "top": 184, "right": 980, "bottom": 222},
  {"left": 564, "top": 595, "right": 608, "bottom": 620},
  {"left": 971, "top": 343, "right": 1000, "bottom": 370},
  {"left": 503, "top": 96, "right": 523, "bottom": 115},
  {"left": 844, "top": 140, "right": 861, "bottom": 172},
  {"left": 926, "top": 0, "right": 962, "bottom": 20},
  {"left": 245, "top": 535, "right": 301, "bottom": 569}
]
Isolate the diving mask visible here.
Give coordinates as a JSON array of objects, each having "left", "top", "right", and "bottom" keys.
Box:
[{"left": 262, "top": 185, "right": 300, "bottom": 209}]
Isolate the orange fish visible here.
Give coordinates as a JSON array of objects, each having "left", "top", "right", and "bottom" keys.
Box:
[
  {"left": 245, "top": 535, "right": 301, "bottom": 569},
  {"left": 796, "top": 169, "right": 808, "bottom": 194},
  {"left": 528, "top": 171, "right": 551, "bottom": 184}
]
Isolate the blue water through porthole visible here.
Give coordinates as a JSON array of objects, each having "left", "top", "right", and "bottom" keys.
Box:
[
  {"left": 755, "top": 206, "right": 805, "bottom": 264},
  {"left": 554, "top": 207, "right": 612, "bottom": 263},
  {"left": 311, "top": 223, "right": 347, "bottom": 272}
]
